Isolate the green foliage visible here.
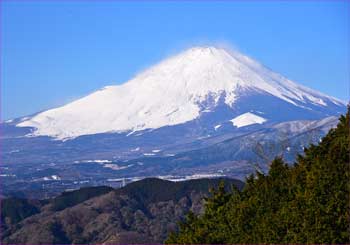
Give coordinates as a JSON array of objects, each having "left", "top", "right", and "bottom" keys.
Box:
[
  {"left": 116, "top": 177, "right": 243, "bottom": 205},
  {"left": 166, "top": 110, "right": 350, "bottom": 244}
]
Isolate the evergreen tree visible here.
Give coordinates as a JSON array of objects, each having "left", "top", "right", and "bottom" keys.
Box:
[{"left": 166, "top": 109, "right": 350, "bottom": 244}]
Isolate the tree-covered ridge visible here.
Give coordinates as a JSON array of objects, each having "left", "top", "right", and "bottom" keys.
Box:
[
  {"left": 167, "top": 109, "right": 350, "bottom": 244},
  {"left": 1, "top": 178, "right": 244, "bottom": 244}
]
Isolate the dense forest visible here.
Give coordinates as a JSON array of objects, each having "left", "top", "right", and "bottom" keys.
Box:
[{"left": 167, "top": 109, "right": 350, "bottom": 244}]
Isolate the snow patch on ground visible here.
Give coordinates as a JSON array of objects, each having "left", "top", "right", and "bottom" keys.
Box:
[
  {"left": 43, "top": 175, "right": 61, "bottom": 181},
  {"left": 202, "top": 109, "right": 212, "bottom": 113},
  {"left": 8, "top": 150, "right": 20, "bottom": 154},
  {"left": 165, "top": 153, "right": 175, "bottom": 157},
  {"left": 157, "top": 173, "right": 225, "bottom": 182},
  {"left": 103, "top": 164, "right": 133, "bottom": 171},
  {"left": 106, "top": 173, "right": 225, "bottom": 183},
  {"left": 214, "top": 124, "right": 221, "bottom": 130},
  {"left": 0, "top": 174, "right": 16, "bottom": 177},
  {"left": 230, "top": 112, "right": 267, "bottom": 128},
  {"left": 74, "top": 160, "right": 112, "bottom": 164},
  {"left": 143, "top": 153, "right": 155, "bottom": 156}
]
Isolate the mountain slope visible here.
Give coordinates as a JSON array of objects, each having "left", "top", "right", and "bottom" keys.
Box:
[
  {"left": 2, "top": 46, "right": 346, "bottom": 198},
  {"left": 1, "top": 178, "right": 244, "bottom": 244},
  {"left": 1, "top": 115, "right": 341, "bottom": 199},
  {"left": 16, "top": 46, "right": 345, "bottom": 139},
  {"left": 116, "top": 115, "right": 339, "bottom": 179}
]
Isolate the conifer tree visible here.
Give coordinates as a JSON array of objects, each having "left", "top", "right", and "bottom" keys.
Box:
[{"left": 166, "top": 108, "right": 350, "bottom": 244}]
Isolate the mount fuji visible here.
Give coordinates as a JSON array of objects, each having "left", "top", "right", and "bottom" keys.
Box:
[
  {"left": 16, "top": 46, "right": 343, "bottom": 139},
  {"left": 2, "top": 46, "right": 346, "bottom": 197}
]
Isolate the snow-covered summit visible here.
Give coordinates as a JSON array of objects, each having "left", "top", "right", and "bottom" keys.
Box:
[{"left": 17, "top": 46, "right": 345, "bottom": 139}]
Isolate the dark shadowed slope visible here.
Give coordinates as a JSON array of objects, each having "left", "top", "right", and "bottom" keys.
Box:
[{"left": 1, "top": 177, "right": 243, "bottom": 244}]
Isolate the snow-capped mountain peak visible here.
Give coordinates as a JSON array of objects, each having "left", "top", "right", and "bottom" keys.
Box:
[{"left": 17, "top": 46, "right": 345, "bottom": 139}]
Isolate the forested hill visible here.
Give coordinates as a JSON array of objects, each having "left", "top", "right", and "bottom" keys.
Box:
[
  {"left": 167, "top": 109, "right": 350, "bottom": 244},
  {"left": 1, "top": 178, "right": 243, "bottom": 244}
]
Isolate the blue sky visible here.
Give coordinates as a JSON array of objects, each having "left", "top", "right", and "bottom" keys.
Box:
[{"left": 1, "top": 1, "right": 349, "bottom": 120}]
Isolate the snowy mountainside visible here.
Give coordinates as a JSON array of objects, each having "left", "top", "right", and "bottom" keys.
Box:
[
  {"left": 2, "top": 46, "right": 346, "bottom": 195},
  {"left": 16, "top": 46, "right": 345, "bottom": 139},
  {"left": 117, "top": 115, "right": 338, "bottom": 179}
]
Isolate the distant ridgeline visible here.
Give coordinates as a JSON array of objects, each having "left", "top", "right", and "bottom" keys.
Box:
[{"left": 167, "top": 108, "right": 350, "bottom": 244}]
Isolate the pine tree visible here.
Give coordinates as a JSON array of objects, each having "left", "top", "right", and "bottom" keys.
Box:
[{"left": 166, "top": 108, "right": 350, "bottom": 244}]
